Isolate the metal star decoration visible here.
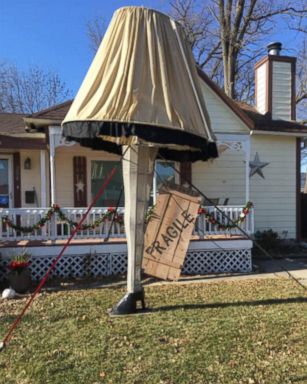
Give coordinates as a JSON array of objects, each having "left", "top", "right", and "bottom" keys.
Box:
[
  {"left": 249, "top": 152, "right": 269, "bottom": 179},
  {"left": 75, "top": 180, "right": 85, "bottom": 193}
]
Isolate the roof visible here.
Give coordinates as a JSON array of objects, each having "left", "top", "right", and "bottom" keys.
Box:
[
  {"left": 0, "top": 112, "right": 46, "bottom": 149},
  {"left": 0, "top": 101, "right": 72, "bottom": 135},
  {"left": 23, "top": 100, "right": 73, "bottom": 131},
  {"left": 237, "top": 102, "right": 307, "bottom": 133},
  {"left": 29, "top": 99, "right": 73, "bottom": 120},
  {"left": 0, "top": 112, "right": 26, "bottom": 134},
  {"left": 2, "top": 69, "right": 306, "bottom": 137},
  {"left": 197, "top": 67, "right": 307, "bottom": 135}
]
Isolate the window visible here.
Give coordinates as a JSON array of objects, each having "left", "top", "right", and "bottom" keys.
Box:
[
  {"left": 90, "top": 160, "right": 177, "bottom": 207},
  {"left": 152, "top": 161, "right": 176, "bottom": 205},
  {"left": 91, "top": 161, "right": 124, "bottom": 207}
]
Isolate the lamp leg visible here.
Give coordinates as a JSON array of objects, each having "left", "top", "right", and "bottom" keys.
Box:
[{"left": 110, "top": 145, "right": 157, "bottom": 315}]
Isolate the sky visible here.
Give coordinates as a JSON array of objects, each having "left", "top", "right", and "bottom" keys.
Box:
[
  {"left": 0, "top": 0, "right": 167, "bottom": 95},
  {"left": 0, "top": 0, "right": 305, "bottom": 97},
  {"left": 1, "top": 1, "right": 305, "bottom": 172}
]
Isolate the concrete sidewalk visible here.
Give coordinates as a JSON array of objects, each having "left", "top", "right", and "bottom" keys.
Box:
[{"left": 148, "top": 257, "right": 307, "bottom": 288}]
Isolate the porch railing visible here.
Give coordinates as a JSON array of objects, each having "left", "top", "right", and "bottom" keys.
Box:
[
  {"left": 0, "top": 205, "right": 254, "bottom": 242},
  {"left": 194, "top": 205, "right": 254, "bottom": 238}
]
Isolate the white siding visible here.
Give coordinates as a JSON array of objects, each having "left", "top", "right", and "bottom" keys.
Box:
[
  {"left": 55, "top": 149, "right": 74, "bottom": 206},
  {"left": 20, "top": 150, "right": 42, "bottom": 207},
  {"left": 192, "top": 149, "right": 246, "bottom": 205},
  {"left": 255, "top": 64, "right": 267, "bottom": 114},
  {"left": 250, "top": 135, "right": 296, "bottom": 238},
  {"left": 193, "top": 134, "right": 297, "bottom": 238},
  {"left": 272, "top": 61, "right": 292, "bottom": 121},
  {"left": 199, "top": 80, "right": 249, "bottom": 134}
]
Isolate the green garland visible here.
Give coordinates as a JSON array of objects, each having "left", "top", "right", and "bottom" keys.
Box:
[
  {"left": 2, "top": 201, "right": 253, "bottom": 234},
  {"left": 197, "top": 201, "right": 253, "bottom": 230},
  {"left": 2, "top": 204, "right": 124, "bottom": 233},
  {"left": 144, "top": 205, "right": 156, "bottom": 224}
]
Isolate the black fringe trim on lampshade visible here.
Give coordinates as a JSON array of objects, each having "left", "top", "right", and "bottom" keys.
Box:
[{"left": 62, "top": 120, "right": 218, "bottom": 162}]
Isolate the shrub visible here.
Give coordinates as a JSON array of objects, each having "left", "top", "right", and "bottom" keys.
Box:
[{"left": 254, "top": 229, "right": 280, "bottom": 250}]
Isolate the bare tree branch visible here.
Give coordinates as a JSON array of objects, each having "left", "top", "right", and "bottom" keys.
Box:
[
  {"left": 86, "top": 16, "right": 105, "bottom": 52},
  {"left": 84, "top": 0, "right": 307, "bottom": 107},
  {"left": 250, "top": 6, "right": 307, "bottom": 22},
  {"left": 296, "top": 39, "right": 307, "bottom": 122},
  {"left": 169, "top": 0, "right": 307, "bottom": 102},
  {"left": 0, "top": 62, "right": 71, "bottom": 114}
]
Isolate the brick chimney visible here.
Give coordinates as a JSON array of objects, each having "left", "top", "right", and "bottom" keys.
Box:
[{"left": 255, "top": 42, "right": 296, "bottom": 121}]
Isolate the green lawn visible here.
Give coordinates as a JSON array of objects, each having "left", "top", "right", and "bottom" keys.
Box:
[{"left": 0, "top": 278, "right": 306, "bottom": 384}]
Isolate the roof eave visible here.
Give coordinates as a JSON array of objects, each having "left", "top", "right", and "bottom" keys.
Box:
[
  {"left": 23, "top": 117, "right": 61, "bottom": 130},
  {"left": 0, "top": 132, "right": 45, "bottom": 139},
  {"left": 250, "top": 129, "right": 307, "bottom": 137}
]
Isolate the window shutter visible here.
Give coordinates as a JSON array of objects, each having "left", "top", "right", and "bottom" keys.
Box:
[
  {"left": 73, "top": 156, "right": 87, "bottom": 207},
  {"left": 180, "top": 162, "right": 192, "bottom": 186}
]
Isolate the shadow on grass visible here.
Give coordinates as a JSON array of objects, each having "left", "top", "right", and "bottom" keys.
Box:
[
  {"left": 0, "top": 314, "right": 32, "bottom": 325},
  {"left": 292, "top": 376, "right": 307, "bottom": 382},
  {"left": 150, "top": 296, "right": 307, "bottom": 312}
]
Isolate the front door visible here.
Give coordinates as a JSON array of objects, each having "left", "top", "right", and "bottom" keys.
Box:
[{"left": 0, "top": 155, "right": 13, "bottom": 208}]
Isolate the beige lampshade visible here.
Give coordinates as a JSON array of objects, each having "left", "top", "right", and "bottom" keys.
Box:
[{"left": 62, "top": 6, "right": 217, "bottom": 162}]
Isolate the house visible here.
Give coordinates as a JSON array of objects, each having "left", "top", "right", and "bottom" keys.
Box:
[{"left": 0, "top": 42, "right": 306, "bottom": 281}]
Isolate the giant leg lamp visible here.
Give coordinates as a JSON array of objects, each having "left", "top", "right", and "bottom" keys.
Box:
[{"left": 62, "top": 6, "right": 218, "bottom": 315}]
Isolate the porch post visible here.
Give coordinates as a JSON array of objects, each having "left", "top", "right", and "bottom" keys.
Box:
[
  {"left": 244, "top": 138, "right": 251, "bottom": 202},
  {"left": 49, "top": 127, "right": 57, "bottom": 205},
  {"left": 40, "top": 150, "right": 47, "bottom": 207}
]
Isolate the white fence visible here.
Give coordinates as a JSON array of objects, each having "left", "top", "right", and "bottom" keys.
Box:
[{"left": 0, "top": 205, "right": 254, "bottom": 242}]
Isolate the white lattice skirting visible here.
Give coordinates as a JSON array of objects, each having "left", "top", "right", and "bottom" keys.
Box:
[{"left": 0, "top": 240, "right": 252, "bottom": 282}]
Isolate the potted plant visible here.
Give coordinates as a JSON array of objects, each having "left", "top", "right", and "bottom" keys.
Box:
[{"left": 7, "top": 249, "right": 32, "bottom": 293}]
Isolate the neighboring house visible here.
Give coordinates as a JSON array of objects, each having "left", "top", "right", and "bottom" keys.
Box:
[
  {"left": 0, "top": 112, "right": 46, "bottom": 208},
  {"left": 0, "top": 43, "right": 306, "bottom": 281}
]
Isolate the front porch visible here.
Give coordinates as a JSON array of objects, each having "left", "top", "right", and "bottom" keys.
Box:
[
  {"left": 0, "top": 205, "right": 254, "bottom": 282},
  {"left": 0, "top": 204, "right": 254, "bottom": 241}
]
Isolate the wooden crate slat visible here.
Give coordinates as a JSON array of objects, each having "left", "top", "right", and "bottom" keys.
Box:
[{"left": 142, "top": 185, "right": 200, "bottom": 280}]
